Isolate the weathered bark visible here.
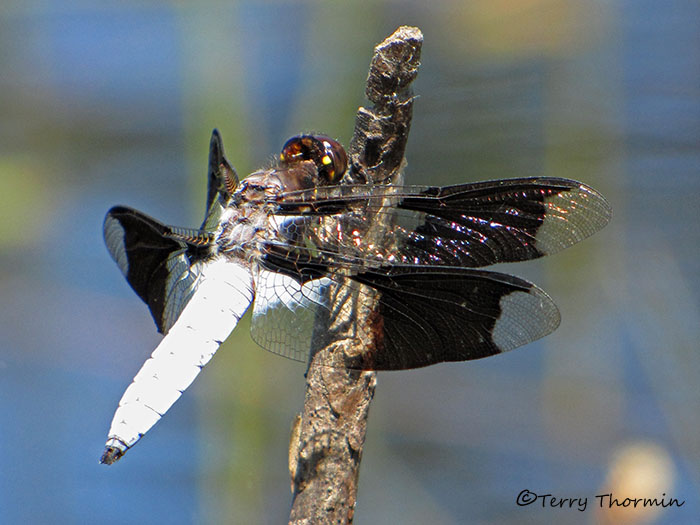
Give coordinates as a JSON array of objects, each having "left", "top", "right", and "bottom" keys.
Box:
[{"left": 288, "top": 26, "right": 423, "bottom": 524}]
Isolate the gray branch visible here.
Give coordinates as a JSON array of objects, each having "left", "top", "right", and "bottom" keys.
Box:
[{"left": 288, "top": 26, "right": 423, "bottom": 524}]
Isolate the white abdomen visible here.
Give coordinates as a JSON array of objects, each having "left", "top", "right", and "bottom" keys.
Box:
[{"left": 103, "top": 258, "right": 254, "bottom": 458}]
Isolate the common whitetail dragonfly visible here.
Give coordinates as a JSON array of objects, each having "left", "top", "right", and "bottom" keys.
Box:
[{"left": 100, "top": 130, "right": 611, "bottom": 464}]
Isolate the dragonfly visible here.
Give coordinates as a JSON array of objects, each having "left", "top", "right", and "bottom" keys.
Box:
[{"left": 100, "top": 130, "right": 611, "bottom": 464}]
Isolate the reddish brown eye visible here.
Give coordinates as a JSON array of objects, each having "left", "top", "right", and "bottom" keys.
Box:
[{"left": 280, "top": 135, "right": 348, "bottom": 183}]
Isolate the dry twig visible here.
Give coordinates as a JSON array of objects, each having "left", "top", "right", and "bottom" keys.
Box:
[{"left": 288, "top": 26, "right": 423, "bottom": 524}]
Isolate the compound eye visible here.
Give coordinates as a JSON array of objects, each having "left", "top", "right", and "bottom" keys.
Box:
[
  {"left": 318, "top": 136, "right": 348, "bottom": 183},
  {"left": 280, "top": 135, "right": 347, "bottom": 183},
  {"left": 279, "top": 136, "right": 307, "bottom": 164}
]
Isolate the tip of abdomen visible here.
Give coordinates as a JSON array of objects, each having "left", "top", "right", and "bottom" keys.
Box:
[{"left": 99, "top": 438, "right": 128, "bottom": 465}]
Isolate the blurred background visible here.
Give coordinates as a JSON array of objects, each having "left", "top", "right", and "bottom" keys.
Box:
[{"left": 1, "top": 1, "right": 698, "bottom": 523}]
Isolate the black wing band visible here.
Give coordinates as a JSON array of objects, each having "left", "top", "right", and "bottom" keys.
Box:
[
  {"left": 104, "top": 206, "right": 212, "bottom": 333},
  {"left": 346, "top": 267, "right": 560, "bottom": 370}
]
